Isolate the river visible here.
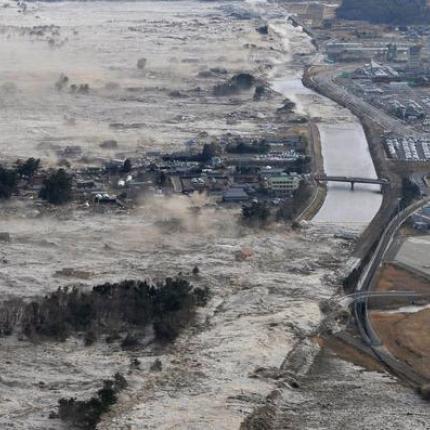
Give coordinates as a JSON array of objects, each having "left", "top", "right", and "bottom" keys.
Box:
[{"left": 270, "top": 21, "right": 382, "bottom": 229}]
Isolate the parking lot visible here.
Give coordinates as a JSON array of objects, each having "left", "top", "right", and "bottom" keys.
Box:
[{"left": 385, "top": 136, "right": 430, "bottom": 161}]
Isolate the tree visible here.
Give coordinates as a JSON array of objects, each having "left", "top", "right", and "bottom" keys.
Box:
[
  {"left": 122, "top": 159, "right": 132, "bottom": 173},
  {"left": 201, "top": 143, "right": 220, "bottom": 162},
  {"left": 276, "top": 201, "right": 294, "bottom": 222},
  {"left": 226, "top": 140, "right": 269, "bottom": 155},
  {"left": 400, "top": 177, "right": 421, "bottom": 209},
  {"left": 58, "top": 374, "right": 127, "bottom": 430},
  {"left": 0, "top": 166, "right": 18, "bottom": 199},
  {"left": 156, "top": 171, "right": 167, "bottom": 187},
  {"left": 1, "top": 277, "right": 209, "bottom": 344},
  {"left": 39, "top": 169, "right": 72, "bottom": 205},
  {"left": 16, "top": 157, "right": 40, "bottom": 178},
  {"left": 242, "top": 201, "right": 271, "bottom": 226}
]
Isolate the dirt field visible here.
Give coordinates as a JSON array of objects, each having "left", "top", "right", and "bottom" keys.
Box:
[
  {"left": 318, "top": 334, "right": 385, "bottom": 373},
  {"left": 374, "top": 262, "right": 430, "bottom": 293},
  {"left": 370, "top": 260, "right": 430, "bottom": 380},
  {"left": 371, "top": 309, "right": 430, "bottom": 380}
]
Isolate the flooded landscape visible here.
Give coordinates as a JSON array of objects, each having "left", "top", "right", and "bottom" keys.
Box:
[{"left": 0, "top": 1, "right": 428, "bottom": 429}]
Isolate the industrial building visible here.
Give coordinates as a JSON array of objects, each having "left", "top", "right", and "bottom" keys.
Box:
[{"left": 263, "top": 174, "right": 301, "bottom": 197}]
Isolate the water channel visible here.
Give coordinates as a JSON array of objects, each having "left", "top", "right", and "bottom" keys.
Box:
[{"left": 271, "top": 21, "right": 383, "bottom": 228}]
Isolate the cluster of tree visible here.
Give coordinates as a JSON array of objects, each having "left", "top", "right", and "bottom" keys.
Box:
[
  {"left": 0, "top": 277, "right": 209, "bottom": 344},
  {"left": 226, "top": 140, "right": 270, "bottom": 155},
  {"left": 213, "top": 73, "right": 256, "bottom": 96},
  {"left": 400, "top": 177, "right": 421, "bottom": 209},
  {"left": 276, "top": 182, "right": 311, "bottom": 222},
  {"left": 16, "top": 157, "right": 40, "bottom": 178},
  {"left": 242, "top": 201, "right": 271, "bottom": 227},
  {"left": 292, "top": 156, "right": 311, "bottom": 174},
  {"left": 55, "top": 74, "right": 90, "bottom": 94},
  {"left": 0, "top": 166, "right": 18, "bottom": 199},
  {"left": 277, "top": 98, "right": 296, "bottom": 114},
  {"left": 336, "top": 0, "right": 430, "bottom": 24},
  {"left": 418, "top": 383, "right": 430, "bottom": 401},
  {"left": 122, "top": 158, "right": 132, "bottom": 173},
  {"left": 57, "top": 373, "right": 127, "bottom": 430},
  {"left": 0, "top": 157, "right": 40, "bottom": 199},
  {"left": 200, "top": 143, "right": 221, "bottom": 162},
  {"left": 39, "top": 168, "right": 73, "bottom": 205},
  {"left": 0, "top": 160, "right": 74, "bottom": 205}
]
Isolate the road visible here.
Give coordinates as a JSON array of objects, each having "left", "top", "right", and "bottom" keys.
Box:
[
  {"left": 305, "top": 65, "right": 424, "bottom": 139},
  {"left": 335, "top": 290, "right": 430, "bottom": 306},
  {"left": 300, "top": 27, "right": 430, "bottom": 386},
  {"left": 353, "top": 196, "right": 430, "bottom": 386}
]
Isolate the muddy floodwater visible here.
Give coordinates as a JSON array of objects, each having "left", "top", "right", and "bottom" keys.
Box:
[
  {"left": 0, "top": 0, "right": 279, "bottom": 161},
  {"left": 0, "top": 1, "right": 427, "bottom": 429}
]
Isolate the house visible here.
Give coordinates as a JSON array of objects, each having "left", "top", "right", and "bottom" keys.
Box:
[{"left": 223, "top": 187, "right": 250, "bottom": 202}]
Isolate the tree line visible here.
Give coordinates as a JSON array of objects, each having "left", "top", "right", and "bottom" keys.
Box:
[
  {"left": 57, "top": 372, "right": 127, "bottom": 430},
  {"left": 0, "top": 277, "right": 209, "bottom": 345},
  {"left": 0, "top": 157, "right": 73, "bottom": 204}
]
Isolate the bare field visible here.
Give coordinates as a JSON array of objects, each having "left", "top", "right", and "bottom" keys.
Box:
[
  {"left": 374, "top": 262, "right": 430, "bottom": 293},
  {"left": 371, "top": 309, "right": 430, "bottom": 380},
  {"left": 371, "top": 258, "right": 430, "bottom": 381}
]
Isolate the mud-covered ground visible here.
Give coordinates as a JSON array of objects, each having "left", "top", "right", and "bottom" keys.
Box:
[{"left": 0, "top": 1, "right": 429, "bottom": 429}]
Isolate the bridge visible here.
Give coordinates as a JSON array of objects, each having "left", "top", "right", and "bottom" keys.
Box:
[
  {"left": 314, "top": 174, "right": 390, "bottom": 191},
  {"left": 332, "top": 290, "right": 430, "bottom": 306}
]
